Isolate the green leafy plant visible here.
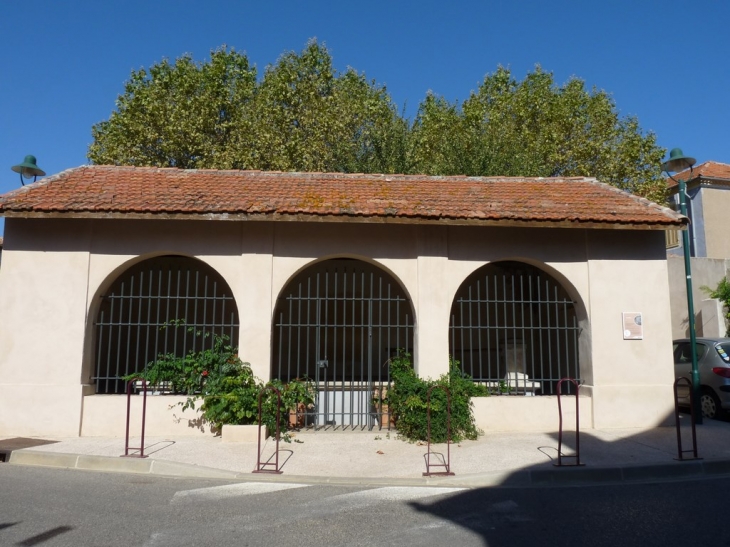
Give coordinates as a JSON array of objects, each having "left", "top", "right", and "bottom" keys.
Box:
[
  {"left": 128, "top": 324, "right": 235, "bottom": 395},
  {"left": 701, "top": 277, "right": 730, "bottom": 336},
  {"left": 265, "top": 377, "right": 316, "bottom": 434},
  {"left": 127, "top": 325, "right": 314, "bottom": 441},
  {"left": 496, "top": 379, "right": 512, "bottom": 395},
  {"left": 191, "top": 357, "right": 260, "bottom": 429},
  {"left": 387, "top": 350, "right": 487, "bottom": 443}
]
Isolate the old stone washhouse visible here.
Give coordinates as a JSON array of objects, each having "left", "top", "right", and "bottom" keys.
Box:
[{"left": 0, "top": 166, "right": 684, "bottom": 437}]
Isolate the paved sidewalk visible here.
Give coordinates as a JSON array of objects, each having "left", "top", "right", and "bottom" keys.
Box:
[{"left": 6, "top": 419, "right": 730, "bottom": 488}]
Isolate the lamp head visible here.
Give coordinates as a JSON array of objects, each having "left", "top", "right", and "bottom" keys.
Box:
[
  {"left": 11, "top": 155, "right": 46, "bottom": 185},
  {"left": 661, "top": 148, "right": 696, "bottom": 174}
]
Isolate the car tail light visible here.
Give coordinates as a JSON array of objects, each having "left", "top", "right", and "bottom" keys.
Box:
[{"left": 712, "top": 367, "right": 730, "bottom": 378}]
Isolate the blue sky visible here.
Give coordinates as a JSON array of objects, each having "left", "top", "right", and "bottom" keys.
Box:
[{"left": 1, "top": 1, "right": 727, "bottom": 234}]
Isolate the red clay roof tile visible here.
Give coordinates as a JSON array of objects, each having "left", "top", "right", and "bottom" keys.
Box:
[
  {"left": 0, "top": 165, "right": 683, "bottom": 229},
  {"left": 666, "top": 161, "right": 730, "bottom": 188}
]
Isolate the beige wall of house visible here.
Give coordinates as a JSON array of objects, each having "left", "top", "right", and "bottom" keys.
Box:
[
  {"left": 0, "top": 217, "right": 675, "bottom": 437},
  {"left": 701, "top": 188, "right": 730, "bottom": 259},
  {"left": 667, "top": 255, "right": 730, "bottom": 339}
]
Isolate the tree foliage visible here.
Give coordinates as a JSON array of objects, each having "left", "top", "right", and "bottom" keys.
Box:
[
  {"left": 89, "top": 41, "right": 405, "bottom": 174},
  {"left": 409, "top": 66, "right": 666, "bottom": 202},
  {"left": 89, "top": 47, "right": 257, "bottom": 169},
  {"left": 89, "top": 42, "right": 666, "bottom": 201}
]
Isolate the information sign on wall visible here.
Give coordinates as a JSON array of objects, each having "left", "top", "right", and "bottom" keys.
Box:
[{"left": 622, "top": 312, "right": 643, "bottom": 340}]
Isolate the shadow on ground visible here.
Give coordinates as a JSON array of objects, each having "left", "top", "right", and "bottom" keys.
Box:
[{"left": 408, "top": 411, "right": 729, "bottom": 546}]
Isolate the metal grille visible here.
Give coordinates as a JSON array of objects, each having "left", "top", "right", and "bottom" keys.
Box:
[
  {"left": 93, "top": 256, "right": 239, "bottom": 394},
  {"left": 449, "top": 261, "right": 581, "bottom": 395},
  {"left": 272, "top": 259, "right": 414, "bottom": 430}
]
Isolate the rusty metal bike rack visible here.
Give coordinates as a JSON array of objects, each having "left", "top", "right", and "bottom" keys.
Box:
[
  {"left": 122, "top": 378, "right": 148, "bottom": 458},
  {"left": 423, "top": 385, "right": 455, "bottom": 476},
  {"left": 674, "top": 376, "right": 701, "bottom": 461},
  {"left": 253, "top": 386, "right": 284, "bottom": 474},
  {"left": 555, "top": 378, "right": 584, "bottom": 467}
]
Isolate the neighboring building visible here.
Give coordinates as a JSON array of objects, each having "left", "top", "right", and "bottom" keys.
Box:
[
  {"left": 667, "top": 161, "right": 730, "bottom": 259},
  {"left": 0, "top": 166, "right": 684, "bottom": 437},
  {"left": 666, "top": 162, "right": 730, "bottom": 339}
]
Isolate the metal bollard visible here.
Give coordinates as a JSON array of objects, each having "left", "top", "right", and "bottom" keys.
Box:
[
  {"left": 555, "top": 378, "right": 584, "bottom": 467},
  {"left": 673, "top": 376, "right": 701, "bottom": 461},
  {"left": 423, "top": 385, "right": 455, "bottom": 477},
  {"left": 122, "top": 378, "right": 148, "bottom": 458},
  {"left": 253, "top": 386, "right": 284, "bottom": 474}
]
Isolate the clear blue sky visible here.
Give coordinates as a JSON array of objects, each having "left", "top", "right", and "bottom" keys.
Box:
[{"left": 1, "top": 1, "right": 727, "bottom": 234}]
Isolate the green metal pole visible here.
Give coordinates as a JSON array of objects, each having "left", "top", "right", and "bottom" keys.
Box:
[{"left": 678, "top": 179, "right": 702, "bottom": 424}]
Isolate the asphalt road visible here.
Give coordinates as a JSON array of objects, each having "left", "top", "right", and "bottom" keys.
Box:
[{"left": 0, "top": 464, "right": 727, "bottom": 547}]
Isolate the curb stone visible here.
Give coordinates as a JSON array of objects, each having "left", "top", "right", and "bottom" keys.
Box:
[{"left": 8, "top": 449, "right": 730, "bottom": 488}]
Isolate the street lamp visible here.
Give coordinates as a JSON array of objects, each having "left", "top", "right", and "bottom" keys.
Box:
[
  {"left": 11, "top": 155, "right": 45, "bottom": 186},
  {"left": 661, "top": 148, "right": 701, "bottom": 424}
]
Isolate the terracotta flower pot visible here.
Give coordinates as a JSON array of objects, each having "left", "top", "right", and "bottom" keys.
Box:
[{"left": 289, "top": 402, "right": 306, "bottom": 428}]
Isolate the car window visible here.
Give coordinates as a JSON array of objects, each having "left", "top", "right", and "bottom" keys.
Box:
[
  {"left": 674, "top": 342, "right": 708, "bottom": 363},
  {"left": 715, "top": 343, "right": 730, "bottom": 363},
  {"left": 674, "top": 343, "right": 685, "bottom": 363},
  {"left": 697, "top": 344, "right": 708, "bottom": 360}
]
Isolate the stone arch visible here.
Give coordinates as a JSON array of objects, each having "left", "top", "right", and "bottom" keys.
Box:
[
  {"left": 90, "top": 255, "right": 239, "bottom": 394},
  {"left": 449, "top": 260, "right": 588, "bottom": 395},
  {"left": 271, "top": 257, "right": 414, "bottom": 429}
]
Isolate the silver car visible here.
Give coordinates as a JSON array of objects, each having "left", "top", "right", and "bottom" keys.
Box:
[{"left": 674, "top": 338, "right": 730, "bottom": 419}]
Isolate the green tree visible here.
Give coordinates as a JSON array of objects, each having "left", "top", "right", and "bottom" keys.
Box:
[
  {"left": 89, "top": 47, "right": 665, "bottom": 202},
  {"left": 89, "top": 41, "right": 405, "bottom": 174},
  {"left": 409, "top": 66, "right": 667, "bottom": 202},
  {"left": 88, "top": 46, "right": 257, "bottom": 169}
]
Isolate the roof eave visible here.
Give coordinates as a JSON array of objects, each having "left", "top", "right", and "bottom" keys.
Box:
[{"left": 0, "top": 210, "right": 687, "bottom": 230}]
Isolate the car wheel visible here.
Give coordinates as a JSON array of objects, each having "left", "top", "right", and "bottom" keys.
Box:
[{"left": 700, "top": 388, "right": 723, "bottom": 420}]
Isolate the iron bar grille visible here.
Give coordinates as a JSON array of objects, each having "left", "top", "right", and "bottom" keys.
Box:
[
  {"left": 93, "top": 256, "right": 239, "bottom": 394},
  {"left": 449, "top": 261, "right": 581, "bottom": 395},
  {"left": 273, "top": 259, "right": 413, "bottom": 430}
]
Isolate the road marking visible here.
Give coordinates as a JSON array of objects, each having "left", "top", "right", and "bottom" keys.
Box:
[
  {"left": 325, "top": 486, "right": 466, "bottom": 506},
  {"left": 171, "top": 482, "right": 309, "bottom": 504}
]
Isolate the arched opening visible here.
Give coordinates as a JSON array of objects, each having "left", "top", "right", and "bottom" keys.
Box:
[
  {"left": 272, "top": 258, "right": 414, "bottom": 429},
  {"left": 93, "top": 255, "right": 239, "bottom": 394},
  {"left": 449, "top": 261, "right": 583, "bottom": 395}
]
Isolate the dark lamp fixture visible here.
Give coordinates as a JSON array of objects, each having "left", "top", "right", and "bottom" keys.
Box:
[
  {"left": 11, "top": 155, "right": 46, "bottom": 186},
  {"left": 661, "top": 148, "right": 696, "bottom": 174}
]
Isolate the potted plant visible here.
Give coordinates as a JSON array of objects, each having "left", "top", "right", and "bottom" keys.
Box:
[
  {"left": 268, "top": 378, "right": 316, "bottom": 429},
  {"left": 127, "top": 324, "right": 318, "bottom": 442},
  {"left": 372, "top": 385, "right": 392, "bottom": 427}
]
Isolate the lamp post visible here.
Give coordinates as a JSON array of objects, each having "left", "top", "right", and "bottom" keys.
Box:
[
  {"left": 11, "top": 155, "right": 45, "bottom": 186},
  {"left": 662, "top": 148, "right": 701, "bottom": 424}
]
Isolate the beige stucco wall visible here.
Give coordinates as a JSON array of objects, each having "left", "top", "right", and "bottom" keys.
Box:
[
  {"left": 0, "top": 217, "right": 676, "bottom": 437},
  {"left": 472, "top": 395, "right": 592, "bottom": 432},
  {"left": 667, "top": 255, "right": 730, "bottom": 339},
  {"left": 701, "top": 188, "right": 730, "bottom": 259},
  {"left": 0, "top": 220, "right": 92, "bottom": 436},
  {"left": 80, "top": 395, "right": 208, "bottom": 437},
  {"left": 585, "top": 231, "right": 675, "bottom": 428}
]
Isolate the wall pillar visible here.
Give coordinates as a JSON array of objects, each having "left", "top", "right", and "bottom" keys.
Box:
[{"left": 415, "top": 226, "right": 450, "bottom": 380}]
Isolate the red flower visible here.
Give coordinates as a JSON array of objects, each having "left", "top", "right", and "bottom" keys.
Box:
[{"left": 202, "top": 370, "right": 209, "bottom": 377}]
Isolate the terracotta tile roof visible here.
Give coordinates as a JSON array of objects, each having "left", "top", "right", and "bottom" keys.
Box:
[
  {"left": 667, "top": 161, "right": 730, "bottom": 189},
  {"left": 0, "top": 165, "right": 684, "bottom": 229}
]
